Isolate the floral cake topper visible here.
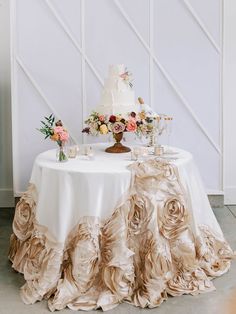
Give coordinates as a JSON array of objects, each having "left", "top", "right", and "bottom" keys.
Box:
[{"left": 120, "top": 68, "right": 133, "bottom": 88}]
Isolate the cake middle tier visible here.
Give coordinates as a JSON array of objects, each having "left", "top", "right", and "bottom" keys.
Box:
[
  {"left": 96, "top": 103, "right": 140, "bottom": 115},
  {"left": 100, "top": 90, "right": 135, "bottom": 106}
]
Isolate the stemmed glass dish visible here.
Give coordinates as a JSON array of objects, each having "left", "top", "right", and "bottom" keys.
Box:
[{"left": 164, "top": 116, "right": 174, "bottom": 154}]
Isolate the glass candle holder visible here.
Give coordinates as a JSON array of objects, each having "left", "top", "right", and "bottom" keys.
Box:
[{"left": 68, "top": 145, "right": 77, "bottom": 158}]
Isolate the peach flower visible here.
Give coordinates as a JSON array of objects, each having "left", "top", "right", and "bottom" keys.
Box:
[
  {"left": 50, "top": 133, "right": 59, "bottom": 141},
  {"left": 99, "top": 115, "right": 105, "bottom": 122},
  {"left": 126, "top": 120, "right": 137, "bottom": 132}
]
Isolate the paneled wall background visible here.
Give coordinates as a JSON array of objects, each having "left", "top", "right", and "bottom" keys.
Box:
[{"left": 11, "top": 0, "right": 222, "bottom": 196}]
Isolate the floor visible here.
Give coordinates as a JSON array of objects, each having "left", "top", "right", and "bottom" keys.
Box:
[{"left": 0, "top": 206, "right": 236, "bottom": 314}]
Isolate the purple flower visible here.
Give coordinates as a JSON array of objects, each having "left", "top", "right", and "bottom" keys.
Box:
[
  {"left": 130, "top": 112, "right": 136, "bottom": 118},
  {"left": 82, "top": 127, "right": 90, "bottom": 134}
]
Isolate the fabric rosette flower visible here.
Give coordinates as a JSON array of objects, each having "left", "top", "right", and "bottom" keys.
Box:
[
  {"left": 160, "top": 196, "right": 188, "bottom": 240},
  {"left": 112, "top": 121, "right": 126, "bottom": 134},
  {"left": 13, "top": 200, "right": 34, "bottom": 241},
  {"left": 13, "top": 186, "right": 36, "bottom": 241}
]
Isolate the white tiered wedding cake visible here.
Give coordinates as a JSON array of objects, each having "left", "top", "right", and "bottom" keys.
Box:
[{"left": 96, "top": 64, "right": 140, "bottom": 115}]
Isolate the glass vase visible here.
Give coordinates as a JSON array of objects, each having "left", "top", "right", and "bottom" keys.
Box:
[{"left": 56, "top": 145, "right": 68, "bottom": 162}]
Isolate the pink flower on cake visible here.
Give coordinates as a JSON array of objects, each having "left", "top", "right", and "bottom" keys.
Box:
[
  {"left": 126, "top": 119, "right": 137, "bottom": 132},
  {"left": 112, "top": 122, "right": 126, "bottom": 134},
  {"left": 119, "top": 69, "right": 133, "bottom": 88},
  {"left": 120, "top": 72, "right": 129, "bottom": 80}
]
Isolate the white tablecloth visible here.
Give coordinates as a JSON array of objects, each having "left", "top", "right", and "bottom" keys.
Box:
[{"left": 30, "top": 143, "right": 222, "bottom": 243}]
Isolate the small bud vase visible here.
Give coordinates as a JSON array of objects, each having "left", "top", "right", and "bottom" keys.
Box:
[{"left": 56, "top": 145, "right": 68, "bottom": 162}]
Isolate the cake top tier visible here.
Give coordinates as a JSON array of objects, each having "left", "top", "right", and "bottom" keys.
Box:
[{"left": 108, "top": 64, "right": 126, "bottom": 76}]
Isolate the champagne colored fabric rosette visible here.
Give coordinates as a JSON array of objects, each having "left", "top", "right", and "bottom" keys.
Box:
[{"left": 9, "top": 160, "right": 235, "bottom": 311}]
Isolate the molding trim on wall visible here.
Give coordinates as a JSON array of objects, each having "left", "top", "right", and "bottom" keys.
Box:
[
  {"left": 0, "top": 188, "right": 14, "bottom": 207},
  {"left": 44, "top": 0, "right": 104, "bottom": 85},
  {"left": 16, "top": 57, "right": 78, "bottom": 144},
  {"left": 182, "top": 0, "right": 221, "bottom": 54}
]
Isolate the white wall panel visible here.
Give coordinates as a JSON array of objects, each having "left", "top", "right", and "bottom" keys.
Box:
[
  {"left": 153, "top": 0, "right": 221, "bottom": 191},
  {"left": 188, "top": 0, "right": 221, "bottom": 46},
  {"left": 11, "top": 0, "right": 222, "bottom": 195}
]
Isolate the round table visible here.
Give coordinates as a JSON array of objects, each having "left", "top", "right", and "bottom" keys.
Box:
[
  {"left": 30, "top": 143, "right": 222, "bottom": 243},
  {"left": 9, "top": 143, "right": 234, "bottom": 312}
]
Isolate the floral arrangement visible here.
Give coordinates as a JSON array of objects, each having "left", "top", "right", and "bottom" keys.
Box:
[
  {"left": 136, "top": 111, "right": 160, "bottom": 137},
  {"left": 38, "top": 114, "right": 69, "bottom": 161},
  {"left": 82, "top": 112, "right": 136, "bottom": 135},
  {"left": 120, "top": 68, "right": 133, "bottom": 88},
  {"left": 82, "top": 111, "right": 159, "bottom": 137}
]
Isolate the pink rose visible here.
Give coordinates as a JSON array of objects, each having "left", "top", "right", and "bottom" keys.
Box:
[
  {"left": 112, "top": 122, "right": 126, "bottom": 134},
  {"left": 59, "top": 131, "right": 69, "bottom": 142},
  {"left": 54, "top": 126, "right": 64, "bottom": 134},
  {"left": 126, "top": 120, "right": 137, "bottom": 132},
  {"left": 99, "top": 115, "right": 105, "bottom": 122}
]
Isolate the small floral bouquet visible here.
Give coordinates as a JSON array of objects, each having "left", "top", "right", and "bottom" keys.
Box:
[
  {"left": 136, "top": 110, "right": 160, "bottom": 137},
  {"left": 38, "top": 114, "right": 69, "bottom": 162},
  {"left": 82, "top": 111, "right": 138, "bottom": 136}
]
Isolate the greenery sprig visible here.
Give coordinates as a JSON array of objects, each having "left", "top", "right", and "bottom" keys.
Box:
[{"left": 38, "top": 114, "right": 55, "bottom": 139}]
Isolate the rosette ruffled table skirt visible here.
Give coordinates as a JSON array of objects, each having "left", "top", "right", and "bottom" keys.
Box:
[{"left": 9, "top": 145, "right": 235, "bottom": 311}]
